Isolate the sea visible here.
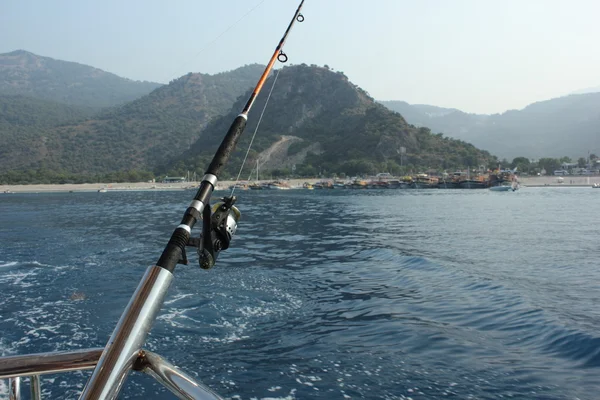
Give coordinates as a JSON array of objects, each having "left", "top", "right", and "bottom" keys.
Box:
[{"left": 1, "top": 187, "right": 599, "bottom": 399}]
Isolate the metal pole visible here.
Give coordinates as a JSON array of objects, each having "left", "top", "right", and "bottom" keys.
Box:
[
  {"left": 30, "top": 375, "right": 41, "bottom": 400},
  {"left": 9, "top": 377, "right": 21, "bottom": 400},
  {"left": 136, "top": 351, "right": 223, "bottom": 400},
  {"left": 0, "top": 348, "right": 103, "bottom": 379},
  {"left": 79, "top": 266, "right": 173, "bottom": 399}
]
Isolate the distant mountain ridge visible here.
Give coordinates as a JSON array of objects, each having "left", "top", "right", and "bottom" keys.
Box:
[
  {"left": 571, "top": 86, "right": 600, "bottom": 95},
  {"left": 0, "top": 50, "right": 162, "bottom": 109},
  {"left": 380, "top": 94, "right": 600, "bottom": 159}
]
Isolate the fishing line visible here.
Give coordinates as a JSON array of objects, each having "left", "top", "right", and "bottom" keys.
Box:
[
  {"left": 230, "top": 68, "right": 282, "bottom": 196},
  {"left": 164, "top": 0, "right": 266, "bottom": 83}
]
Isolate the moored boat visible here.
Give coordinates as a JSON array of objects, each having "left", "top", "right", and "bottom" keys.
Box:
[
  {"left": 350, "top": 179, "right": 368, "bottom": 189},
  {"left": 265, "top": 181, "right": 291, "bottom": 190},
  {"left": 458, "top": 179, "right": 488, "bottom": 189},
  {"left": 490, "top": 183, "right": 514, "bottom": 191}
]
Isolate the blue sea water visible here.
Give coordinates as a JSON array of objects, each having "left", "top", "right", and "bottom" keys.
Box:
[{"left": 1, "top": 187, "right": 600, "bottom": 399}]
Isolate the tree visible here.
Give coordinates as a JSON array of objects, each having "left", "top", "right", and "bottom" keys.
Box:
[
  {"left": 577, "top": 157, "right": 587, "bottom": 168},
  {"left": 559, "top": 156, "right": 572, "bottom": 163},
  {"left": 538, "top": 158, "right": 561, "bottom": 174},
  {"left": 511, "top": 157, "right": 530, "bottom": 168}
]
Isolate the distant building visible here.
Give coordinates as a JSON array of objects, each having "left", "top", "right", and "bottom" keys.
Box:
[
  {"left": 162, "top": 176, "right": 186, "bottom": 183},
  {"left": 561, "top": 162, "right": 577, "bottom": 170}
]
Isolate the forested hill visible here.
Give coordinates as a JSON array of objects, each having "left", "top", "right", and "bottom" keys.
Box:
[
  {"left": 0, "top": 50, "right": 162, "bottom": 109},
  {"left": 0, "top": 64, "right": 267, "bottom": 177},
  {"left": 0, "top": 94, "right": 91, "bottom": 171},
  {"left": 165, "top": 65, "right": 496, "bottom": 178}
]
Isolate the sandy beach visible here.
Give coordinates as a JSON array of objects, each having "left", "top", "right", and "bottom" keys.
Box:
[
  {"left": 0, "top": 179, "right": 321, "bottom": 193},
  {"left": 1, "top": 176, "right": 599, "bottom": 193}
]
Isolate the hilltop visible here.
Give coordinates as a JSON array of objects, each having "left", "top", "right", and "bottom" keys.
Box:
[
  {"left": 166, "top": 64, "right": 496, "bottom": 179},
  {"left": 0, "top": 50, "right": 162, "bottom": 109}
]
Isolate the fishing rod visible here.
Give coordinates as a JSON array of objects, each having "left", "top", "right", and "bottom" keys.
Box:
[{"left": 78, "top": 2, "right": 306, "bottom": 399}]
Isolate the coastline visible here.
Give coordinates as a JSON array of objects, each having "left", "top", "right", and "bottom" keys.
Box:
[
  {"left": 0, "top": 179, "right": 321, "bottom": 193},
  {"left": 1, "top": 176, "right": 599, "bottom": 193}
]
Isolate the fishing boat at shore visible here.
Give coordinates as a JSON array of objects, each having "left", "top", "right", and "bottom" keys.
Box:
[
  {"left": 228, "top": 182, "right": 250, "bottom": 191},
  {"left": 264, "top": 180, "right": 291, "bottom": 190},
  {"left": 350, "top": 179, "right": 368, "bottom": 189},
  {"left": 406, "top": 174, "right": 438, "bottom": 189},
  {"left": 459, "top": 179, "right": 488, "bottom": 189},
  {"left": 332, "top": 180, "right": 346, "bottom": 189}
]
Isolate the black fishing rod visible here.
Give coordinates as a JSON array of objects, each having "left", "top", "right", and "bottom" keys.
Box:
[
  {"left": 157, "top": 0, "right": 305, "bottom": 273},
  {"left": 79, "top": 2, "right": 305, "bottom": 399}
]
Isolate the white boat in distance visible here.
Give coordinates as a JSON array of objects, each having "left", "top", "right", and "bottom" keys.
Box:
[{"left": 490, "top": 181, "right": 519, "bottom": 192}]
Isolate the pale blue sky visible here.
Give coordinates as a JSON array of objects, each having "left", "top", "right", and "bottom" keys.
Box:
[{"left": 1, "top": 0, "right": 599, "bottom": 114}]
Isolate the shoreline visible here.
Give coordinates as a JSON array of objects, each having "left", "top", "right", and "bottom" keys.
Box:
[
  {"left": 1, "top": 176, "right": 599, "bottom": 193},
  {"left": 0, "top": 179, "right": 321, "bottom": 194}
]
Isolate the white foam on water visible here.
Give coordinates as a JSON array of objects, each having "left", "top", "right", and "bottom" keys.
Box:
[
  {"left": 157, "top": 307, "right": 200, "bottom": 328},
  {"left": 0, "top": 270, "right": 39, "bottom": 287},
  {"left": 0, "top": 380, "right": 8, "bottom": 400},
  {"left": 29, "top": 261, "right": 53, "bottom": 268},
  {"left": 164, "top": 292, "right": 194, "bottom": 305},
  {"left": 0, "top": 337, "right": 18, "bottom": 356},
  {"left": 197, "top": 332, "right": 250, "bottom": 344},
  {"left": 0, "top": 261, "right": 18, "bottom": 268},
  {"left": 259, "top": 388, "right": 297, "bottom": 400},
  {"left": 26, "top": 323, "right": 62, "bottom": 336}
]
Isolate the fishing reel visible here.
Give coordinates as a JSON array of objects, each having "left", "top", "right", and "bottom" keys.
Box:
[{"left": 186, "top": 196, "right": 241, "bottom": 269}]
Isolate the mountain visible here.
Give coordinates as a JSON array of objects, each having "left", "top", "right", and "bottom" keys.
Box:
[
  {"left": 380, "top": 94, "right": 600, "bottom": 160},
  {"left": 165, "top": 64, "right": 496, "bottom": 179},
  {"left": 0, "top": 50, "right": 162, "bottom": 109},
  {"left": 379, "top": 100, "right": 487, "bottom": 139},
  {"left": 571, "top": 86, "right": 600, "bottom": 95},
  {"left": 0, "top": 64, "right": 496, "bottom": 184},
  {"left": 0, "top": 64, "right": 267, "bottom": 178}
]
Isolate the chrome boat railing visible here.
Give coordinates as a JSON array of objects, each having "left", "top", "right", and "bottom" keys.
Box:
[{"left": 0, "top": 347, "right": 222, "bottom": 400}]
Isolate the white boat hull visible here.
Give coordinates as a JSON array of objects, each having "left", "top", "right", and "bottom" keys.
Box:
[{"left": 490, "top": 185, "right": 516, "bottom": 192}]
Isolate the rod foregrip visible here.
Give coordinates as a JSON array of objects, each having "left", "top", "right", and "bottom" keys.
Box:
[
  {"left": 156, "top": 230, "right": 189, "bottom": 273},
  {"left": 206, "top": 115, "right": 247, "bottom": 176}
]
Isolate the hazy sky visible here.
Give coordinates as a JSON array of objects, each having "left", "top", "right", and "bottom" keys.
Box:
[{"left": 2, "top": 0, "right": 599, "bottom": 114}]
